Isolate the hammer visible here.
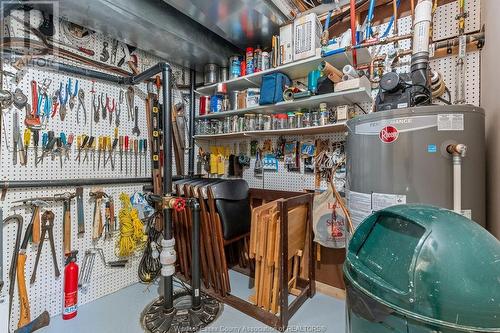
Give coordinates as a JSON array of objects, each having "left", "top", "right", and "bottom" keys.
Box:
[{"left": 14, "top": 310, "right": 50, "bottom": 333}]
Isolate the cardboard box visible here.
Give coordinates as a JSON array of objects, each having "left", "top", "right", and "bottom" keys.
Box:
[
  {"left": 293, "top": 13, "right": 322, "bottom": 61},
  {"left": 334, "top": 76, "right": 371, "bottom": 94},
  {"left": 279, "top": 24, "right": 293, "bottom": 65},
  {"left": 246, "top": 88, "right": 260, "bottom": 107}
]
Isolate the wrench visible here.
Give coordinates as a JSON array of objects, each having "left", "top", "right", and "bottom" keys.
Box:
[{"left": 132, "top": 106, "right": 140, "bottom": 136}]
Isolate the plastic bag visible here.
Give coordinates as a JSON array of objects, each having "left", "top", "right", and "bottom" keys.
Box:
[{"left": 313, "top": 182, "right": 347, "bottom": 248}]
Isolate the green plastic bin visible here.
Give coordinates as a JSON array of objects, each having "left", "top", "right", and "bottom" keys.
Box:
[{"left": 344, "top": 204, "right": 500, "bottom": 332}]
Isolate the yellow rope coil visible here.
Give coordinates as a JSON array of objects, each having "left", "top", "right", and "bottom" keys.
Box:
[{"left": 116, "top": 193, "right": 145, "bottom": 257}]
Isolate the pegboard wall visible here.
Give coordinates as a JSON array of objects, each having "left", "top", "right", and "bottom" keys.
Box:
[
  {"left": 196, "top": 0, "right": 482, "bottom": 193},
  {"left": 1, "top": 11, "right": 191, "bottom": 332}
]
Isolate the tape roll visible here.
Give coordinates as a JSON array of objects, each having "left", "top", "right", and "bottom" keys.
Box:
[
  {"left": 283, "top": 88, "right": 295, "bottom": 101},
  {"left": 318, "top": 61, "right": 343, "bottom": 83},
  {"left": 342, "top": 65, "right": 359, "bottom": 78}
]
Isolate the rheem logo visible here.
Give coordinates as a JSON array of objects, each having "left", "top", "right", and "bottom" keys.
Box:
[{"left": 379, "top": 125, "right": 399, "bottom": 143}]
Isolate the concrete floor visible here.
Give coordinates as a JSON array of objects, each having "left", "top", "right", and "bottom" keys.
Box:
[{"left": 46, "top": 271, "right": 346, "bottom": 333}]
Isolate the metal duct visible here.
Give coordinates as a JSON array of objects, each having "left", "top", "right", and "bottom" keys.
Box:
[
  {"left": 50, "top": 0, "right": 241, "bottom": 70},
  {"left": 162, "top": 0, "right": 288, "bottom": 48}
]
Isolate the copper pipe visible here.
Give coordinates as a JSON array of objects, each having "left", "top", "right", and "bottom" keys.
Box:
[
  {"left": 369, "top": 55, "right": 385, "bottom": 82},
  {"left": 350, "top": 0, "right": 358, "bottom": 67},
  {"left": 411, "top": 0, "right": 416, "bottom": 22},
  {"left": 393, "top": 0, "right": 399, "bottom": 37}
]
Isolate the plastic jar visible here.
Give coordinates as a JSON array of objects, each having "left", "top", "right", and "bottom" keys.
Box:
[{"left": 287, "top": 112, "right": 297, "bottom": 129}]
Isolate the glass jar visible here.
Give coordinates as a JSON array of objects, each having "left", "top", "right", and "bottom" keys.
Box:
[
  {"left": 295, "top": 112, "right": 304, "bottom": 128},
  {"left": 245, "top": 114, "right": 256, "bottom": 131},
  {"left": 256, "top": 114, "right": 264, "bottom": 130},
  {"left": 232, "top": 115, "right": 239, "bottom": 132},
  {"left": 302, "top": 112, "right": 311, "bottom": 127},
  {"left": 237, "top": 116, "right": 246, "bottom": 132},
  {"left": 287, "top": 112, "right": 296, "bottom": 129},
  {"left": 224, "top": 116, "right": 232, "bottom": 133},
  {"left": 319, "top": 103, "right": 329, "bottom": 126},
  {"left": 276, "top": 113, "right": 288, "bottom": 130},
  {"left": 262, "top": 115, "right": 272, "bottom": 130},
  {"left": 311, "top": 111, "right": 320, "bottom": 127}
]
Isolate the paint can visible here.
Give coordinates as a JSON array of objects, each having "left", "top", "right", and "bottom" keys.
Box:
[
  {"left": 204, "top": 63, "right": 219, "bottom": 84},
  {"left": 199, "top": 96, "right": 210, "bottom": 116},
  {"left": 219, "top": 67, "right": 228, "bottom": 82}
]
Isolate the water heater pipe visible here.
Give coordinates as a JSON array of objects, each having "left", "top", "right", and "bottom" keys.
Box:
[
  {"left": 412, "top": 0, "right": 432, "bottom": 55},
  {"left": 447, "top": 144, "right": 467, "bottom": 213}
]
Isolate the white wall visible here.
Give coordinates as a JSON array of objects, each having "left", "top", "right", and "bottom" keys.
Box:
[{"left": 481, "top": 0, "right": 500, "bottom": 238}]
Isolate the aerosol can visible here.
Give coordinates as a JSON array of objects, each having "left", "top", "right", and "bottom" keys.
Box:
[{"left": 63, "top": 250, "right": 79, "bottom": 320}]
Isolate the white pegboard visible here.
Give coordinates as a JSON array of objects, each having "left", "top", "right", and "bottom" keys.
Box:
[
  {"left": 432, "top": 0, "right": 481, "bottom": 41},
  {"left": 1, "top": 14, "right": 192, "bottom": 332},
  {"left": 1, "top": 184, "right": 144, "bottom": 332}
]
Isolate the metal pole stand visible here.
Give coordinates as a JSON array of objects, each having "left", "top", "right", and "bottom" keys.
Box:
[{"left": 141, "top": 198, "right": 221, "bottom": 332}]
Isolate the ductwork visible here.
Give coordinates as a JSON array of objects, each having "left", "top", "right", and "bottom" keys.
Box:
[{"left": 49, "top": 0, "right": 242, "bottom": 70}]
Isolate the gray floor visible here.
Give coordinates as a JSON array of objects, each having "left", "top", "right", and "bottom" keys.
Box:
[{"left": 46, "top": 271, "right": 346, "bottom": 333}]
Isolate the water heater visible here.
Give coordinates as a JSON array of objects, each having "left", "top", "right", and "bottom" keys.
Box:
[{"left": 346, "top": 105, "right": 485, "bottom": 227}]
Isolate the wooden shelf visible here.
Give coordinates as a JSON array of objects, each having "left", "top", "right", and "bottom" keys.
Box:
[
  {"left": 196, "top": 48, "right": 371, "bottom": 95},
  {"left": 196, "top": 88, "right": 372, "bottom": 120},
  {"left": 194, "top": 122, "right": 347, "bottom": 141}
]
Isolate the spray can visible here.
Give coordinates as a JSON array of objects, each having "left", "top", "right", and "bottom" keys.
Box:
[
  {"left": 254, "top": 46, "right": 262, "bottom": 72},
  {"left": 245, "top": 47, "right": 254, "bottom": 75},
  {"left": 229, "top": 55, "right": 241, "bottom": 79},
  {"left": 63, "top": 251, "right": 79, "bottom": 320}
]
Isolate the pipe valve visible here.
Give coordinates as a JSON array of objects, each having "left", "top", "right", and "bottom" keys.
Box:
[{"left": 447, "top": 143, "right": 467, "bottom": 157}]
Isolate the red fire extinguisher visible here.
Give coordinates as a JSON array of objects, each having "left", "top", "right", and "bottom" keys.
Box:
[{"left": 63, "top": 250, "right": 79, "bottom": 320}]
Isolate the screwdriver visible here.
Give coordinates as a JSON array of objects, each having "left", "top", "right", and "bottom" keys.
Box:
[
  {"left": 109, "top": 130, "right": 119, "bottom": 170},
  {"left": 90, "top": 137, "right": 96, "bottom": 170},
  {"left": 138, "top": 138, "right": 143, "bottom": 176},
  {"left": 66, "top": 133, "right": 74, "bottom": 160},
  {"left": 119, "top": 135, "right": 124, "bottom": 172},
  {"left": 75, "top": 135, "right": 82, "bottom": 163},
  {"left": 56, "top": 137, "right": 63, "bottom": 168},
  {"left": 82, "top": 136, "right": 92, "bottom": 164},
  {"left": 134, "top": 138, "right": 138, "bottom": 177},
  {"left": 143, "top": 138, "right": 148, "bottom": 176},
  {"left": 97, "top": 136, "right": 104, "bottom": 170},
  {"left": 23, "top": 128, "right": 31, "bottom": 166},
  {"left": 33, "top": 129, "right": 39, "bottom": 167},
  {"left": 124, "top": 136, "right": 129, "bottom": 175}
]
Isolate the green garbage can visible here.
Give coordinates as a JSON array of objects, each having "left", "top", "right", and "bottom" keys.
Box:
[{"left": 344, "top": 204, "right": 500, "bottom": 333}]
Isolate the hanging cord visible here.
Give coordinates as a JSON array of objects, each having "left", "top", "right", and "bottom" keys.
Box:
[
  {"left": 329, "top": 157, "right": 354, "bottom": 235},
  {"left": 138, "top": 211, "right": 162, "bottom": 283},
  {"left": 116, "top": 193, "right": 146, "bottom": 257}
]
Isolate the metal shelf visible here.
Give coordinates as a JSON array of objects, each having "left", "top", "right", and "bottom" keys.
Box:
[
  {"left": 196, "top": 48, "right": 372, "bottom": 95},
  {"left": 194, "top": 122, "right": 347, "bottom": 141},
  {"left": 196, "top": 88, "right": 372, "bottom": 120}
]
